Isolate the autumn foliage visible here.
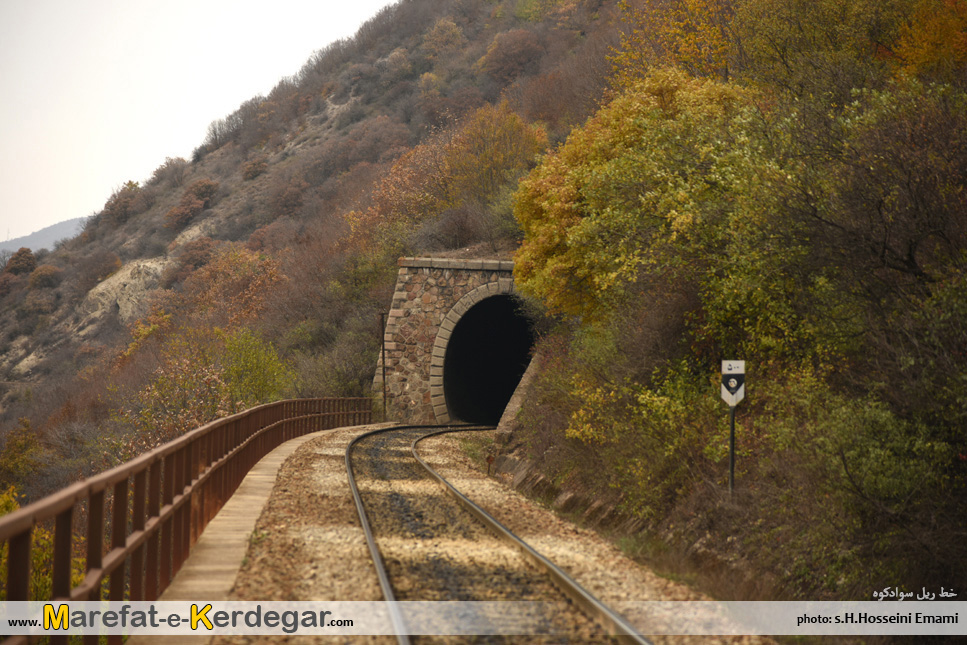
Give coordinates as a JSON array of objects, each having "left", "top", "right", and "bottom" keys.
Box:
[
  {"left": 3, "top": 248, "right": 36, "bottom": 276},
  {"left": 4, "top": 0, "right": 967, "bottom": 604},
  {"left": 164, "top": 179, "right": 220, "bottom": 229},
  {"left": 514, "top": 0, "right": 967, "bottom": 596},
  {"left": 350, "top": 102, "right": 547, "bottom": 250}
]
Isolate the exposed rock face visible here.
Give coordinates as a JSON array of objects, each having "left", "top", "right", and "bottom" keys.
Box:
[{"left": 80, "top": 257, "right": 168, "bottom": 326}]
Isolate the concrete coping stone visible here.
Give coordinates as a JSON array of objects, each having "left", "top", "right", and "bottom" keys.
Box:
[{"left": 398, "top": 256, "right": 514, "bottom": 272}]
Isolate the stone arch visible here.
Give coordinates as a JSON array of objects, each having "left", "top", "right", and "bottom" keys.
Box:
[
  {"left": 429, "top": 279, "right": 518, "bottom": 423},
  {"left": 376, "top": 257, "right": 526, "bottom": 423}
]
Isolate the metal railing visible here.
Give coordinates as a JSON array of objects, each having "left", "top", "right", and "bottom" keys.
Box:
[{"left": 0, "top": 397, "right": 372, "bottom": 645}]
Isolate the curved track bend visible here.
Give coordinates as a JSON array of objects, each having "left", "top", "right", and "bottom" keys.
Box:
[{"left": 346, "top": 424, "right": 652, "bottom": 644}]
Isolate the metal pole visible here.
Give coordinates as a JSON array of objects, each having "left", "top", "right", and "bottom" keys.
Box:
[
  {"left": 379, "top": 311, "right": 388, "bottom": 421},
  {"left": 728, "top": 405, "right": 736, "bottom": 497}
]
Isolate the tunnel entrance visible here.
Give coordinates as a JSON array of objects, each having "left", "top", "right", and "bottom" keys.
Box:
[{"left": 442, "top": 295, "right": 534, "bottom": 425}]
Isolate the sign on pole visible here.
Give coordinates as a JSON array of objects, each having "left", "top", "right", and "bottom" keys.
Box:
[
  {"left": 721, "top": 360, "right": 745, "bottom": 497},
  {"left": 721, "top": 360, "right": 745, "bottom": 407}
]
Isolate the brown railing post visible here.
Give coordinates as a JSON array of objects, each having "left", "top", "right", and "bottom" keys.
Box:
[
  {"left": 130, "top": 469, "right": 146, "bottom": 602},
  {"left": 108, "top": 479, "right": 128, "bottom": 645},
  {"left": 6, "top": 529, "right": 30, "bottom": 601},
  {"left": 52, "top": 508, "right": 73, "bottom": 597},
  {"left": 110, "top": 478, "right": 128, "bottom": 600},
  {"left": 86, "top": 490, "right": 105, "bottom": 602},
  {"left": 160, "top": 454, "right": 174, "bottom": 591},
  {"left": 146, "top": 459, "right": 161, "bottom": 601}
]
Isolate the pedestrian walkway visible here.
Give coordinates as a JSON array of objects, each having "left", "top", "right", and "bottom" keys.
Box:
[{"left": 126, "top": 428, "right": 337, "bottom": 644}]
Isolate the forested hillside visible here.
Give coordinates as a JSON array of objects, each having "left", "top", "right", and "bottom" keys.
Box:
[{"left": 1, "top": 0, "right": 965, "bottom": 603}]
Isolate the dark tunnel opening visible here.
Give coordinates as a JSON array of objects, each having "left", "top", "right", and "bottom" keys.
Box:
[{"left": 443, "top": 295, "right": 535, "bottom": 425}]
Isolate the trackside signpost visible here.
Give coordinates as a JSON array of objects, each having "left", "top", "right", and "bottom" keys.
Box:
[{"left": 721, "top": 360, "right": 745, "bottom": 496}]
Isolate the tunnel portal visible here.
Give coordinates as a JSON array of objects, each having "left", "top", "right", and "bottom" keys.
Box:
[
  {"left": 375, "top": 257, "right": 532, "bottom": 424},
  {"left": 442, "top": 295, "right": 534, "bottom": 424}
]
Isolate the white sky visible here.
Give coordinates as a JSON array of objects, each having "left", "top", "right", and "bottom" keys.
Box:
[{"left": 0, "top": 0, "right": 395, "bottom": 241}]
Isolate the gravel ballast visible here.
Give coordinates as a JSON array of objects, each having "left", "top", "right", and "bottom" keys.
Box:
[{"left": 215, "top": 425, "right": 774, "bottom": 644}]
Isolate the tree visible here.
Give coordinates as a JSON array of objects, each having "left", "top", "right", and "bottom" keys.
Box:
[
  {"left": 478, "top": 30, "right": 545, "bottom": 84},
  {"left": 733, "top": 0, "right": 910, "bottom": 101},
  {"left": 514, "top": 68, "right": 757, "bottom": 320},
  {"left": 0, "top": 485, "right": 84, "bottom": 601},
  {"left": 896, "top": 0, "right": 967, "bottom": 82},
  {"left": 220, "top": 328, "right": 295, "bottom": 405},
  {"left": 0, "top": 419, "right": 45, "bottom": 489},
  {"left": 421, "top": 18, "right": 466, "bottom": 60},
  {"left": 612, "top": 0, "right": 740, "bottom": 85},
  {"left": 3, "top": 248, "right": 36, "bottom": 276},
  {"left": 349, "top": 103, "right": 547, "bottom": 251},
  {"left": 178, "top": 244, "right": 286, "bottom": 328}
]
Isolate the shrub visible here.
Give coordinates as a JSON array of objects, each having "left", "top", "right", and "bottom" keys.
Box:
[
  {"left": 0, "top": 273, "right": 19, "bottom": 298},
  {"left": 220, "top": 328, "right": 295, "bottom": 405},
  {"left": 164, "top": 197, "right": 205, "bottom": 230},
  {"left": 102, "top": 181, "right": 153, "bottom": 225},
  {"left": 421, "top": 17, "right": 466, "bottom": 60},
  {"left": 149, "top": 156, "right": 189, "bottom": 188},
  {"left": 185, "top": 178, "right": 220, "bottom": 204},
  {"left": 0, "top": 419, "right": 44, "bottom": 490},
  {"left": 267, "top": 174, "right": 309, "bottom": 219},
  {"left": 164, "top": 179, "right": 220, "bottom": 230},
  {"left": 161, "top": 237, "right": 217, "bottom": 287},
  {"left": 23, "top": 290, "right": 57, "bottom": 315},
  {"left": 0, "top": 485, "right": 85, "bottom": 600},
  {"left": 28, "top": 265, "right": 62, "bottom": 289},
  {"left": 242, "top": 157, "right": 268, "bottom": 180}
]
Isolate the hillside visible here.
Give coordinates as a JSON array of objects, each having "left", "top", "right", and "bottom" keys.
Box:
[
  {"left": 1, "top": 0, "right": 965, "bottom": 609},
  {"left": 0, "top": 0, "right": 617, "bottom": 493}
]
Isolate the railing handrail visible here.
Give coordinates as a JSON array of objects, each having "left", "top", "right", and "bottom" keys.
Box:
[
  {"left": 0, "top": 398, "right": 368, "bottom": 540},
  {"left": 0, "top": 396, "right": 372, "bottom": 644}
]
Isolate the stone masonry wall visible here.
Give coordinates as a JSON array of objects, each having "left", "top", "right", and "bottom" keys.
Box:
[{"left": 374, "top": 257, "right": 515, "bottom": 424}]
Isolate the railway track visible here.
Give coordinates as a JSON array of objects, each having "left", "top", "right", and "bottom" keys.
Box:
[{"left": 346, "top": 424, "right": 651, "bottom": 644}]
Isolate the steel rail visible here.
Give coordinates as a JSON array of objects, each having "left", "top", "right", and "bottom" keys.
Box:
[
  {"left": 346, "top": 423, "right": 652, "bottom": 644},
  {"left": 411, "top": 426, "right": 653, "bottom": 645},
  {"left": 345, "top": 423, "right": 481, "bottom": 644}
]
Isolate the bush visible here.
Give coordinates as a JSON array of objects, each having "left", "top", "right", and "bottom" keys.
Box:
[
  {"left": 164, "top": 179, "right": 220, "bottom": 230},
  {"left": 267, "top": 174, "right": 309, "bottom": 219},
  {"left": 185, "top": 178, "right": 220, "bottom": 204},
  {"left": 101, "top": 181, "right": 153, "bottom": 225},
  {"left": 0, "top": 273, "right": 20, "bottom": 298},
  {"left": 164, "top": 196, "right": 205, "bottom": 230},
  {"left": 0, "top": 485, "right": 84, "bottom": 600},
  {"left": 148, "top": 156, "right": 188, "bottom": 188},
  {"left": 0, "top": 419, "right": 45, "bottom": 490},
  {"left": 28, "top": 265, "right": 62, "bottom": 289},
  {"left": 242, "top": 157, "right": 268, "bottom": 180},
  {"left": 220, "top": 328, "right": 295, "bottom": 405},
  {"left": 161, "top": 237, "right": 217, "bottom": 287}
]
